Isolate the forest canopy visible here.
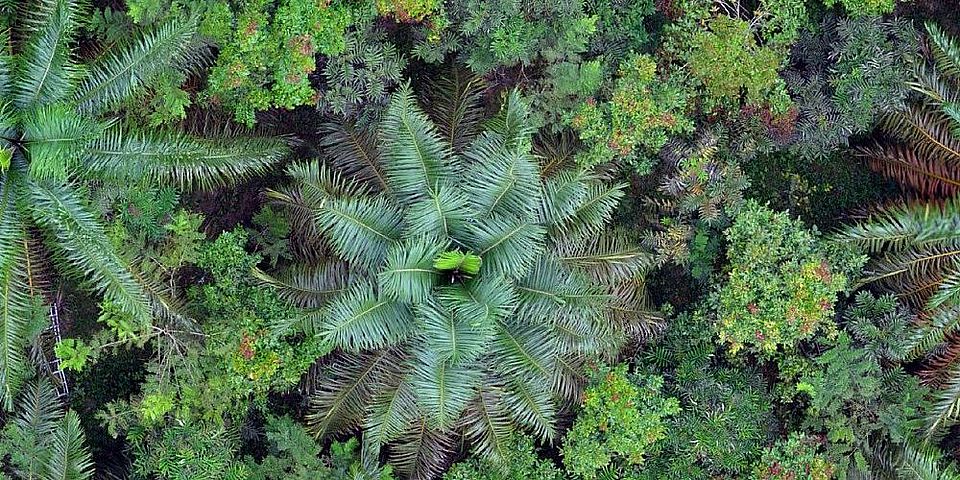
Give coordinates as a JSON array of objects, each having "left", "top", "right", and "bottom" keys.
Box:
[{"left": 2, "top": 0, "right": 960, "bottom": 479}]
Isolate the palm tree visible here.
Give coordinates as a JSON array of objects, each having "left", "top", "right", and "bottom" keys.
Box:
[
  {"left": 0, "top": 0, "right": 287, "bottom": 410},
  {"left": 838, "top": 23, "right": 960, "bottom": 435},
  {"left": 0, "top": 377, "right": 94, "bottom": 480},
  {"left": 262, "top": 82, "right": 657, "bottom": 478}
]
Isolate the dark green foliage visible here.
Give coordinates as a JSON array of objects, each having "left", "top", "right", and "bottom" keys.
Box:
[
  {"left": 443, "top": 434, "right": 563, "bottom": 480},
  {"left": 753, "top": 433, "right": 835, "bottom": 480},
  {"left": 127, "top": 422, "right": 246, "bottom": 480}
]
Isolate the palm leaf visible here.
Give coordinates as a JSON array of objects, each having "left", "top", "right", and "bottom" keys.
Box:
[
  {"left": 308, "top": 349, "right": 398, "bottom": 438},
  {"left": 380, "top": 84, "right": 453, "bottom": 203},
  {"left": 861, "top": 145, "right": 960, "bottom": 198},
  {"left": 501, "top": 374, "right": 557, "bottom": 443},
  {"left": 364, "top": 377, "right": 419, "bottom": 448},
  {"left": 420, "top": 67, "right": 486, "bottom": 153},
  {"left": 317, "top": 282, "right": 414, "bottom": 352},
  {"left": 315, "top": 195, "right": 404, "bottom": 272},
  {"left": 898, "top": 442, "right": 960, "bottom": 479},
  {"left": 410, "top": 346, "right": 479, "bottom": 430},
  {"left": 252, "top": 261, "right": 351, "bottom": 310},
  {"left": 461, "top": 380, "right": 514, "bottom": 460},
  {"left": 84, "top": 127, "right": 288, "bottom": 191},
  {"left": 13, "top": 0, "right": 82, "bottom": 107},
  {"left": 21, "top": 104, "right": 109, "bottom": 181},
  {"left": 553, "top": 181, "right": 626, "bottom": 241},
  {"left": 388, "top": 420, "right": 455, "bottom": 480},
  {"left": 319, "top": 119, "right": 388, "bottom": 190},
  {"left": 378, "top": 236, "right": 444, "bottom": 303},
  {"left": 418, "top": 298, "right": 491, "bottom": 365},
  {"left": 926, "top": 22, "right": 960, "bottom": 81},
  {"left": 462, "top": 134, "right": 542, "bottom": 220},
  {"left": 0, "top": 167, "right": 30, "bottom": 410},
  {"left": 43, "top": 410, "right": 94, "bottom": 480},
  {"left": 73, "top": 18, "right": 201, "bottom": 114},
  {"left": 403, "top": 184, "right": 473, "bottom": 240},
  {"left": 437, "top": 275, "right": 517, "bottom": 329},
  {"left": 462, "top": 215, "right": 545, "bottom": 280},
  {"left": 28, "top": 181, "right": 150, "bottom": 322},
  {"left": 485, "top": 89, "right": 535, "bottom": 152}
]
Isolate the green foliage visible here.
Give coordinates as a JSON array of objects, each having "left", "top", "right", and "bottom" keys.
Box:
[
  {"left": 561, "top": 364, "right": 680, "bottom": 479},
  {"left": 569, "top": 54, "right": 692, "bottom": 174},
  {"left": 714, "top": 201, "right": 864, "bottom": 357},
  {"left": 433, "top": 250, "right": 482, "bottom": 276},
  {"left": 823, "top": 0, "right": 896, "bottom": 17},
  {"left": 54, "top": 339, "right": 92, "bottom": 372},
  {"left": 128, "top": 421, "right": 246, "bottom": 480},
  {"left": 246, "top": 415, "right": 394, "bottom": 480},
  {"left": 688, "top": 16, "right": 791, "bottom": 115},
  {"left": 752, "top": 433, "right": 835, "bottom": 480},
  {"left": 444, "top": 434, "right": 563, "bottom": 480}
]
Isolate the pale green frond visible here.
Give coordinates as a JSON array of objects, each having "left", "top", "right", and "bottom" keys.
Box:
[
  {"left": 253, "top": 262, "right": 351, "bottom": 309},
  {"left": 492, "top": 319, "right": 556, "bottom": 382},
  {"left": 485, "top": 89, "right": 535, "bottom": 152},
  {"left": 837, "top": 201, "right": 960, "bottom": 253},
  {"left": 462, "top": 135, "right": 542, "bottom": 220},
  {"left": 0, "top": 167, "right": 30, "bottom": 411},
  {"left": 418, "top": 298, "right": 491, "bottom": 365},
  {"left": 28, "top": 181, "right": 150, "bottom": 322},
  {"left": 403, "top": 184, "right": 473, "bottom": 239},
  {"left": 930, "top": 270, "right": 960, "bottom": 311},
  {"left": 381, "top": 84, "right": 453, "bottom": 203},
  {"left": 84, "top": 127, "right": 288, "bottom": 191},
  {"left": 315, "top": 195, "right": 404, "bottom": 271},
  {"left": 462, "top": 215, "right": 545, "bottom": 279},
  {"left": 501, "top": 375, "right": 557, "bottom": 443},
  {"left": 308, "top": 349, "right": 398, "bottom": 438},
  {"left": 461, "top": 381, "right": 514, "bottom": 460},
  {"left": 411, "top": 347, "right": 479, "bottom": 430},
  {"left": 514, "top": 256, "right": 608, "bottom": 324},
  {"left": 926, "top": 364, "right": 960, "bottom": 435},
  {"left": 364, "top": 378, "right": 419, "bottom": 448},
  {"left": 73, "top": 18, "right": 200, "bottom": 114},
  {"left": 318, "top": 282, "right": 415, "bottom": 352},
  {"left": 554, "top": 181, "right": 626, "bottom": 240},
  {"left": 9, "top": 378, "right": 61, "bottom": 477},
  {"left": 14, "top": 0, "right": 82, "bottom": 107},
  {"left": 42, "top": 410, "right": 94, "bottom": 480},
  {"left": 378, "top": 236, "right": 445, "bottom": 303},
  {"left": 538, "top": 169, "right": 588, "bottom": 228},
  {"left": 22, "top": 104, "right": 109, "bottom": 181},
  {"left": 437, "top": 275, "right": 517, "bottom": 329},
  {"left": 926, "top": 22, "right": 960, "bottom": 81}
]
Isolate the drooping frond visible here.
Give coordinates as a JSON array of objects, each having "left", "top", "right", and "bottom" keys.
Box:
[
  {"left": 554, "top": 230, "right": 655, "bottom": 284},
  {"left": 380, "top": 85, "right": 453, "bottom": 203},
  {"left": 84, "top": 127, "right": 288, "bottom": 191},
  {"left": 28, "top": 181, "right": 150, "bottom": 322},
  {"left": 539, "top": 169, "right": 589, "bottom": 229},
  {"left": 862, "top": 145, "right": 960, "bottom": 198},
  {"left": 418, "top": 298, "right": 490, "bottom": 365},
  {"left": 462, "top": 134, "right": 542, "bottom": 220},
  {"left": 378, "top": 236, "right": 444, "bottom": 303},
  {"left": 308, "top": 349, "right": 398, "bottom": 438},
  {"left": 838, "top": 200, "right": 960, "bottom": 253},
  {"left": 501, "top": 374, "right": 557, "bottom": 443},
  {"left": 0, "top": 167, "right": 31, "bottom": 410},
  {"left": 388, "top": 420, "right": 455, "bottom": 480},
  {"left": 552, "top": 181, "right": 626, "bottom": 241},
  {"left": 514, "top": 255, "right": 608, "bottom": 324},
  {"left": 252, "top": 261, "right": 351, "bottom": 309},
  {"left": 420, "top": 67, "right": 486, "bottom": 153},
  {"left": 364, "top": 377, "right": 419, "bottom": 449},
  {"left": 462, "top": 215, "right": 545, "bottom": 279},
  {"left": 926, "top": 22, "right": 960, "bottom": 81},
  {"left": 73, "top": 18, "right": 200, "bottom": 114},
  {"left": 314, "top": 195, "right": 404, "bottom": 271},
  {"left": 319, "top": 119, "right": 389, "bottom": 190},
  {"left": 492, "top": 319, "right": 556, "bottom": 383},
  {"left": 485, "top": 89, "right": 535, "bottom": 152},
  {"left": 461, "top": 381, "right": 514, "bottom": 460},
  {"left": 898, "top": 442, "right": 960, "bottom": 479},
  {"left": 14, "top": 0, "right": 82, "bottom": 107},
  {"left": 315, "top": 282, "right": 415, "bottom": 352},
  {"left": 880, "top": 106, "right": 960, "bottom": 165},
  {"left": 410, "top": 346, "right": 479, "bottom": 429},
  {"left": 437, "top": 275, "right": 517, "bottom": 329}
]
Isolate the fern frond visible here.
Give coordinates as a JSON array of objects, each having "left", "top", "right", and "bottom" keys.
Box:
[
  {"left": 0, "top": 167, "right": 30, "bottom": 410},
  {"left": 73, "top": 18, "right": 200, "bottom": 114},
  {"left": 84, "top": 127, "right": 288, "bottom": 191}
]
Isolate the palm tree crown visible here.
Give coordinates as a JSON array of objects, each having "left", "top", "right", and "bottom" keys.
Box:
[
  {"left": 0, "top": 0, "right": 287, "bottom": 410},
  {"left": 265, "top": 84, "right": 656, "bottom": 479}
]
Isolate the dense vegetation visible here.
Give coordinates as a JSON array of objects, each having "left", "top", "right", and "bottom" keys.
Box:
[{"left": 3, "top": 0, "right": 960, "bottom": 478}]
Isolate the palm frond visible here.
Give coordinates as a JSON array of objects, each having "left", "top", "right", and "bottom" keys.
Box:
[
  {"left": 462, "top": 215, "right": 545, "bottom": 280},
  {"left": 28, "top": 181, "right": 150, "bottom": 322},
  {"left": 492, "top": 319, "right": 556, "bottom": 383},
  {"left": 252, "top": 261, "right": 351, "bottom": 309},
  {"left": 319, "top": 119, "right": 388, "bottom": 190},
  {"left": 314, "top": 195, "right": 404, "bottom": 271},
  {"left": 308, "top": 349, "right": 398, "bottom": 438},
  {"left": 410, "top": 346, "right": 479, "bottom": 430},
  {"left": 539, "top": 169, "right": 589, "bottom": 229},
  {"left": 462, "top": 134, "right": 542, "bottom": 220},
  {"left": 420, "top": 67, "right": 486, "bottom": 153},
  {"left": 388, "top": 420, "right": 455, "bottom": 480},
  {"left": 437, "top": 275, "right": 517, "bottom": 329},
  {"left": 461, "top": 380, "right": 514, "bottom": 460},
  {"left": 364, "top": 377, "right": 419, "bottom": 449},
  {"left": 898, "top": 442, "right": 960, "bottom": 479},
  {"left": 380, "top": 84, "right": 453, "bottom": 203},
  {"left": 926, "top": 22, "right": 960, "bottom": 81},
  {"left": 880, "top": 106, "right": 960, "bottom": 165},
  {"left": 485, "top": 89, "right": 535, "bottom": 152},
  {"left": 552, "top": 181, "right": 626, "bottom": 241},
  {"left": 501, "top": 375, "right": 557, "bottom": 443},
  {"left": 378, "top": 236, "right": 444, "bottom": 303},
  {"left": 403, "top": 184, "right": 473, "bottom": 240},
  {"left": 13, "top": 0, "right": 82, "bottom": 107},
  {"left": 862, "top": 145, "right": 960, "bottom": 198},
  {"left": 43, "top": 410, "right": 94, "bottom": 480},
  {"left": 22, "top": 104, "right": 109, "bottom": 181},
  {"left": 837, "top": 200, "right": 960, "bottom": 253},
  {"left": 84, "top": 127, "right": 288, "bottom": 191},
  {"left": 0, "top": 167, "right": 31, "bottom": 410},
  {"left": 554, "top": 230, "right": 655, "bottom": 284},
  {"left": 418, "top": 298, "right": 491, "bottom": 366},
  {"left": 316, "top": 282, "right": 414, "bottom": 352},
  {"left": 0, "top": 30, "right": 10, "bottom": 98},
  {"left": 73, "top": 18, "right": 201, "bottom": 114}
]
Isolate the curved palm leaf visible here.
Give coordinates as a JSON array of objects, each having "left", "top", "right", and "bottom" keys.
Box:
[
  {"left": 14, "top": 0, "right": 82, "bottom": 108},
  {"left": 0, "top": 167, "right": 30, "bottom": 410}
]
